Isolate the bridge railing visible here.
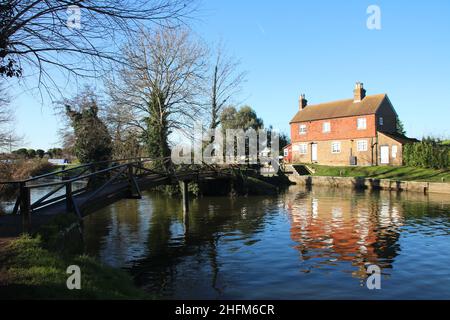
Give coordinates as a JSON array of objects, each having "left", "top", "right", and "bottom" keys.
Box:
[
  {"left": 0, "top": 156, "right": 237, "bottom": 233},
  {"left": 0, "top": 157, "right": 175, "bottom": 230}
]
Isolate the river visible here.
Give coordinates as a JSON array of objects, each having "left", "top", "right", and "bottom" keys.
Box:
[{"left": 82, "top": 186, "right": 450, "bottom": 299}]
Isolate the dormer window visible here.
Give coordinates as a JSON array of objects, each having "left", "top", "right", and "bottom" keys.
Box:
[
  {"left": 322, "top": 122, "right": 331, "bottom": 133},
  {"left": 357, "top": 117, "right": 367, "bottom": 130},
  {"left": 299, "top": 124, "right": 307, "bottom": 135}
]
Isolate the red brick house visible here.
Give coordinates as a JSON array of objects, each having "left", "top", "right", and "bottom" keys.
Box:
[{"left": 287, "top": 82, "right": 417, "bottom": 166}]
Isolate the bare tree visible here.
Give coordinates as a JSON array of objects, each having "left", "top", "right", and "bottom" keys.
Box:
[
  {"left": 207, "top": 43, "right": 246, "bottom": 129},
  {"left": 104, "top": 99, "right": 142, "bottom": 158},
  {"left": 0, "top": 81, "right": 19, "bottom": 152},
  {"left": 0, "top": 0, "right": 196, "bottom": 94},
  {"left": 106, "top": 27, "right": 207, "bottom": 160}
]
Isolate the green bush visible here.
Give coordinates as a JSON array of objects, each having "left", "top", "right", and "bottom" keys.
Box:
[{"left": 403, "top": 137, "right": 449, "bottom": 169}]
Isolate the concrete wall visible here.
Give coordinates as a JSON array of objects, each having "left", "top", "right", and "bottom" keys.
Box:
[{"left": 287, "top": 174, "right": 450, "bottom": 195}]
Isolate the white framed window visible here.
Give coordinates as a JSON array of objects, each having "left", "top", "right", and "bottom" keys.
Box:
[
  {"left": 379, "top": 117, "right": 384, "bottom": 126},
  {"left": 392, "top": 145, "right": 398, "bottom": 158},
  {"left": 357, "top": 140, "right": 368, "bottom": 152},
  {"left": 284, "top": 149, "right": 289, "bottom": 156},
  {"left": 322, "top": 122, "right": 331, "bottom": 133},
  {"left": 299, "top": 124, "right": 307, "bottom": 135},
  {"left": 331, "top": 141, "right": 341, "bottom": 153},
  {"left": 299, "top": 143, "right": 308, "bottom": 154},
  {"left": 357, "top": 117, "right": 367, "bottom": 130}
]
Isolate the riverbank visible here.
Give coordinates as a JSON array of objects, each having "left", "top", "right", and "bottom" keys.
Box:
[
  {"left": 0, "top": 215, "right": 150, "bottom": 299},
  {"left": 306, "top": 164, "right": 449, "bottom": 183},
  {"left": 285, "top": 164, "right": 450, "bottom": 194}
]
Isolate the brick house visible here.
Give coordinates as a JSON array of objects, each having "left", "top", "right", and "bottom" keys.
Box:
[{"left": 286, "top": 82, "right": 417, "bottom": 166}]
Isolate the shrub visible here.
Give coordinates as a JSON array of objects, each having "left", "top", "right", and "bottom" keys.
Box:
[
  {"left": 27, "top": 149, "right": 36, "bottom": 158},
  {"left": 0, "top": 159, "right": 55, "bottom": 201},
  {"left": 403, "top": 137, "right": 449, "bottom": 169}
]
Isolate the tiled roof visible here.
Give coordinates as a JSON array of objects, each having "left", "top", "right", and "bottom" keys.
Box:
[
  {"left": 290, "top": 94, "right": 387, "bottom": 123},
  {"left": 379, "top": 131, "right": 419, "bottom": 144}
]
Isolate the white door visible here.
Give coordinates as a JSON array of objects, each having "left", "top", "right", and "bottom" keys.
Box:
[
  {"left": 311, "top": 143, "right": 318, "bottom": 162},
  {"left": 380, "top": 146, "right": 389, "bottom": 164}
]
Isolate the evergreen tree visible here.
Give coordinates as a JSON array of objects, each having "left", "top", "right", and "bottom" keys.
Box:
[
  {"left": 396, "top": 118, "right": 406, "bottom": 135},
  {"left": 66, "top": 100, "right": 112, "bottom": 164},
  {"left": 142, "top": 90, "right": 171, "bottom": 168}
]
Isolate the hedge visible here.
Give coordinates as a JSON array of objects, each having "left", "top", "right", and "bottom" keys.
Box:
[{"left": 403, "top": 138, "right": 449, "bottom": 169}]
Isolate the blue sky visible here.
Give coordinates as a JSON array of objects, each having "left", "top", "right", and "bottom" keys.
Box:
[{"left": 9, "top": 0, "right": 450, "bottom": 150}]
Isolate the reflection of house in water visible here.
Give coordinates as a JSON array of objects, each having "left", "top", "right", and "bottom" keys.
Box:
[{"left": 284, "top": 188, "right": 403, "bottom": 278}]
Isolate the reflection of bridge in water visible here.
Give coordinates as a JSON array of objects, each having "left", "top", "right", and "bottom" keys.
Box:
[
  {"left": 284, "top": 187, "right": 404, "bottom": 278},
  {"left": 83, "top": 194, "right": 274, "bottom": 297}
]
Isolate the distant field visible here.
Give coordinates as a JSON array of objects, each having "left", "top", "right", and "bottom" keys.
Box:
[{"left": 302, "top": 164, "right": 450, "bottom": 183}]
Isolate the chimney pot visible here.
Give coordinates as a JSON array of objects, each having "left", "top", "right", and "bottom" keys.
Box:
[{"left": 299, "top": 94, "right": 307, "bottom": 110}]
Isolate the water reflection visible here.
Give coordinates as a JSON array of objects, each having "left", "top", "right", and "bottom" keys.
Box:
[
  {"left": 83, "top": 186, "right": 450, "bottom": 299},
  {"left": 284, "top": 188, "right": 403, "bottom": 279}
]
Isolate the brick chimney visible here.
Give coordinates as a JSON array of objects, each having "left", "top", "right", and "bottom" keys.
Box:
[
  {"left": 299, "top": 94, "right": 307, "bottom": 110},
  {"left": 353, "top": 82, "right": 366, "bottom": 102}
]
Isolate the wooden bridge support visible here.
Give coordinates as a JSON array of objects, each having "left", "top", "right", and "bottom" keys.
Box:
[
  {"left": 180, "top": 180, "right": 189, "bottom": 213},
  {"left": 127, "top": 164, "right": 142, "bottom": 199},
  {"left": 65, "top": 182, "right": 73, "bottom": 212},
  {"left": 19, "top": 182, "right": 31, "bottom": 233}
]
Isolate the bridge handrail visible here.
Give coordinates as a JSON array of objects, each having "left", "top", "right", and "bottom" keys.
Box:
[
  {"left": 0, "top": 156, "right": 171, "bottom": 185},
  {"left": 24, "top": 158, "right": 168, "bottom": 189}
]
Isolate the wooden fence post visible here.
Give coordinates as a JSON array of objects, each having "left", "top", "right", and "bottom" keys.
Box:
[
  {"left": 19, "top": 182, "right": 31, "bottom": 233},
  {"left": 66, "top": 182, "right": 73, "bottom": 212}
]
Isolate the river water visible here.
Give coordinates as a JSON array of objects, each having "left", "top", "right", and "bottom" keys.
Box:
[{"left": 82, "top": 186, "right": 450, "bottom": 299}]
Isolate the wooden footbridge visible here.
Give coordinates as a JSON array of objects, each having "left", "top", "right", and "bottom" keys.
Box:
[{"left": 0, "top": 157, "right": 237, "bottom": 236}]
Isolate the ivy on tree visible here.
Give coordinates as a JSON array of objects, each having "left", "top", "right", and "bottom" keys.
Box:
[{"left": 65, "top": 102, "right": 112, "bottom": 164}]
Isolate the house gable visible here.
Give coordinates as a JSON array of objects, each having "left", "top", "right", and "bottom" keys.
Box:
[{"left": 375, "top": 95, "right": 398, "bottom": 134}]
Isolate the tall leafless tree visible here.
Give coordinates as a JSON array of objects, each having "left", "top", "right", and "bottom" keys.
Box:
[
  {"left": 0, "top": 0, "right": 196, "bottom": 94},
  {"left": 104, "top": 98, "right": 142, "bottom": 158},
  {"left": 207, "top": 43, "right": 246, "bottom": 129},
  {"left": 0, "top": 81, "right": 19, "bottom": 152},
  {"left": 106, "top": 27, "right": 207, "bottom": 159}
]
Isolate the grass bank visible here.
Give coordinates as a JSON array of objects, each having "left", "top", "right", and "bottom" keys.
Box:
[
  {"left": 0, "top": 215, "right": 150, "bottom": 299},
  {"left": 304, "top": 164, "right": 450, "bottom": 183}
]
